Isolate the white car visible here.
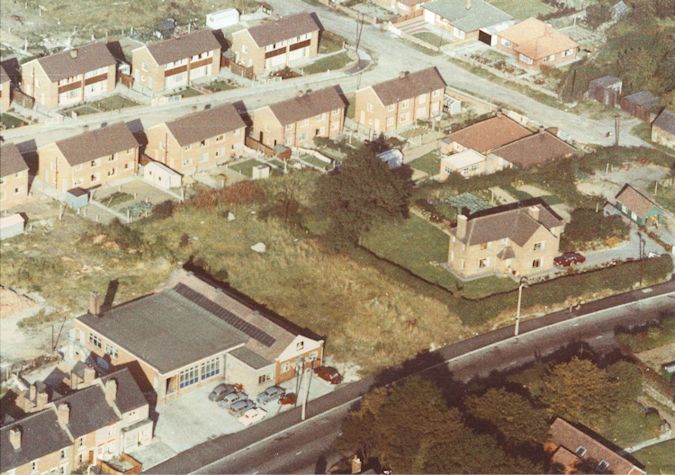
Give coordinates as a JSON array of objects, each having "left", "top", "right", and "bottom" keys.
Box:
[{"left": 238, "top": 407, "right": 267, "bottom": 426}]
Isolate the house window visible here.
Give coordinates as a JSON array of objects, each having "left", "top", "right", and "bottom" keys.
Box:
[
  {"left": 597, "top": 461, "right": 609, "bottom": 472},
  {"left": 386, "top": 104, "right": 395, "bottom": 112},
  {"left": 215, "top": 135, "right": 223, "bottom": 142},
  {"left": 142, "top": 62, "right": 148, "bottom": 72},
  {"left": 89, "top": 333, "right": 102, "bottom": 348},
  {"left": 60, "top": 449, "right": 67, "bottom": 459},
  {"left": 302, "top": 119, "right": 309, "bottom": 127},
  {"left": 500, "top": 38, "right": 512, "bottom": 48},
  {"left": 296, "top": 341, "right": 304, "bottom": 351},
  {"left": 107, "top": 168, "right": 116, "bottom": 177},
  {"left": 366, "top": 103, "right": 373, "bottom": 113},
  {"left": 79, "top": 437, "right": 84, "bottom": 447},
  {"left": 432, "top": 89, "right": 442, "bottom": 98},
  {"left": 308, "top": 351, "right": 318, "bottom": 361},
  {"left": 563, "top": 48, "right": 574, "bottom": 56},
  {"left": 90, "top": 174, "right": 98, "bottom": 183},
  {"left": 400, "top": 99, "right": 409, "bottom": 109},
  {"left": 286, "top": 123, "right": 294, "bottom": 131},
  {"left": 258, "top": 374, "right": 271, "bottom": 384},
  {"left": 183, "top": 158, "right": 193, "bottom": 166},
  {"left": 332, "top": 108, "right": 341, "bottom": 115},
  {"left": 108, "top": 155, "right": 114, "bottom": 161},
  {"left": 320, "top": 113, "right": 327, "bottom": 120},
  {"left": 242, "top": 44, "right": 248, "bottom": 54},
  {"left": 179, "top": 365, "right": 199, "bottom": 388},
  {"left": 519, "top": 54, "right": 533, "bottom": 65},
  {"left": 575, "top": 446, "right": 587, "bottom": 457},
  {"left": 533, "top": 241, "right": 545, "bottom": 251},
  {"left": 281, "top": 361, "right": 292, "bottom": 373},
  {"left": 90, "top": 160, "right": 97, "bottom": 167},
  {"left": 105, "top": 343, "right": 118, "bottom": 359},
  {"left": 31, "top": 460, "right": 38, "bottom": 472},
  {"left": 543, "top": 54, "right": 555, "bottom": 62},
  {"left": 200, "top": 357, "right": 220, "bottom": 380},
  {"left": 532, "top": 258, "right": 541, "bottom": 268},
  {"left": 200, "top": 140, "right": 206, "bottom": 147},
  {"left": 479, "top": 258, "right": 489, "bottom": 268}
]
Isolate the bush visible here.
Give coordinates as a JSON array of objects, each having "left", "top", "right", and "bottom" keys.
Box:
[
  {"left": 151, "top": 200, "right": 175, "bottom": 220},
  {"left": 456, "top": 255, "right": 673, "bottom": 326},
  {"left": 561, "top": 208, "right": 630, "bottom": 251},
  {"left": 186, "top": 181, "right": 267, "bottom": 209}
]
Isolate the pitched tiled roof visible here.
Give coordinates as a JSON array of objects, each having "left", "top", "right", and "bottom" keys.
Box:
[
  {"left": 446, "top": 114, "right": 532, "bottom": 154},
  {"left": 622, "top": 90, "right": 661, "bottom": 109},
  {"left": 54, "top": 122, "right": 138, "bottom": 166},
  {"left": 1, "top": 143, "right": 29, "bottom": 177},
  {"left": 36, "top": 42, "right": 116, "bottom": 82},
  {"left": 589, "top": 75, "right": 622, "bottom": 89},
  {"left": 371, "top": 67, "right": 446, "bottom": 106},
  {"left": 423, "top": 0, "right": 511, "bottom": 32},
  {"left": 269, "top": 86, "right": 345, "bottom": 126},
  {"left": 653, "top": 109, "right": 675, "bottom": 135},
  {"left": 492, "top": 130, "right": 576, "bottom": 168},
  {"left": 165, "top": 103, "right": 246, "bottom": 147},
  {"left": 614, "top": 184, "right": 659, "bottom": 218},
  {"left": 548, "top": 418, "right": 646, "bottom": 475},
  {"left": 500, "top": 17, "right": 577, "bottom": 60},
  {"left": 55, "top": 385, "right": 120, "bottom": 439},
  {"left": 0, "top": 410, "right": 72, "bottom": 471},
  {"left": 246, "top": 12, "right": 323, "bottom": 47},
  {"left": 100, "top": 368, "right": 148, "bottom": 414},
  {"left": 453, "top": 202, "right": 563, "bottom": 246},
  {"left": 146, "top": 30, "right": 221, "bottom": 65}
]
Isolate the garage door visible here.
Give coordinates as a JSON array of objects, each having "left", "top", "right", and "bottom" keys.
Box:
[
  {"left": 190, "top": 64, "right": 211, "bottom": 80},
  {"left": 288, "top": 47, "right": 306, "bottom": 61},
  {"left": 265, "top": 53, "right": 287, "bottom": 69},
  {"left": 478, "top": 30, "right": 492, "bottom": 46}
]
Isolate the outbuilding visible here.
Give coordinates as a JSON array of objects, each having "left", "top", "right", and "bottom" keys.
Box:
[
  {"left": 587, "top": 76, "right": 622, "bottom": 107},
  {"left": 619, "top": 90, "right": 661, "bottom": 121},
  {"left": 144, "top": 161, "right": 182, "bottom": 189},
  {"left": 206, "top": 8, "right": 240, "bottom": 29},
  {"left": 0, "top": 213, "right": 25, "bottom": 240}
]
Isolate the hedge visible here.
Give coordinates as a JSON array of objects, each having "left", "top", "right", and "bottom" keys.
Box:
[{"left": 455, "top": 255, "right": 673, "bottom": 326}]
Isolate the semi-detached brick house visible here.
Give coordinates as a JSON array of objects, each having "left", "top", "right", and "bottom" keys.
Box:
[
  {"left": 231, "top": 12, "right": 323, "bottom": 77},
  {"left": 0, "top": 143, "right": 29, "bottom": 211},
  {"left": 0, "top": 367, "right": 152, "bottom": 475},
  {"left": 354, "top": 67, "right": 446, "bottom": 135},
  {"left": 448, "top": 201, "right": 565, "bottom": 280},
  {"left": 20, "top": 43, "right": 117, "bottom": 109},
  {"left": 496, "top": 17, "right": 578, "bottom": 69},
  {"left": 250, "top": 86, "right": 346, "bottom": 148},
  {"left": 131, "top": 30, "right": 221, "bottom": 95},
  {"left": 71, "top": 269, "right": 324, "bottom": 404},
  {"left": 37, "top": 122, "right": 139, "bottom": 193},
  {"left": 145, "top": 103, "right": 246, "bottom": 175}
]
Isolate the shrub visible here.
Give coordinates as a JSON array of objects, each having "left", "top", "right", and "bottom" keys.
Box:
[
  {"left": 561, "top": 208, "right": 630, "bottom": 251},
  {"left": 151, "top": 200, "right": 175, "bottom": 220},
  {"left": 186, "top": 181, "right": 267, "bottom": 209}
]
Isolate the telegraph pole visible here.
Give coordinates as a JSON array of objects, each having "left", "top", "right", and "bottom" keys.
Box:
[{"left": 514, "top": 277, "right": 528, "bottom": 337}]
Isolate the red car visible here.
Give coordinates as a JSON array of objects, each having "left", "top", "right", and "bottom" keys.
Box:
[
  {"left": 314, "top": 366, "right": 343, "bottom": 384},
  {"left": 554, "top": 252, "right": 586, "bottom": 267},
  {"left": 280, "top": 393, "right": 297, "bottom": 405}
]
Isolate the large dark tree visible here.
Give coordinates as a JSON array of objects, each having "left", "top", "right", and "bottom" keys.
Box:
[{"left": 314, "top": 141, "right": 414, "bottom": 247}]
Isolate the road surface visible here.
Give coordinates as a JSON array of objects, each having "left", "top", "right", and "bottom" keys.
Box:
[
  {"left": 146, "top": 279, "right": 675, "bottom": 474},
  {"left": 3, "top": 0, "right": 650, "bottom": 151}
]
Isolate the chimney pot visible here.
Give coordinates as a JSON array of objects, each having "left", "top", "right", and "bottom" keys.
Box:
[
  {"left": 456, "top": 214, "right": 468, "bottom": 240},
  {"left": 70, "top": 48, "right": 78, "bottom": 59},
  {"left": 57, "top": 403, "right": 70, "bottom": 427},
  {"left": 89, "top": 291, "right": 101, "bottom": 316},
  {"left": 9, "top": 427, "right": 21, "bottom": 450},
  {"left": 466, "top": 0, "right": 472, "bottom": 9}
]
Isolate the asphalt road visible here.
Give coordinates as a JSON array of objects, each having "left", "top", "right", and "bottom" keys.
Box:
[
  {"left": 146, "top": 279, "right": 675, "bottom": 474},
  {"left": 3, "top": 0, "right": 651, "bottom": 150}
]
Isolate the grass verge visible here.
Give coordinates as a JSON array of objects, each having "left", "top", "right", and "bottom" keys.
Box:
[{"left": 303, "top": 51, "right": 352, "bottom": 74}]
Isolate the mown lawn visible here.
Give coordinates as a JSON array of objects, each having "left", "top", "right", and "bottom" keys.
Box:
[
  {"left": 0, "top": 113, "right": 27, "bottom": 129},
  {"left": 488, "top": 0, "right": 554, "bottom": 19},
  {"left": 409, "top": 152, "right": 441, "bottom": 176},
  {"left": 634, "top": 440, "right": 675, "bottom": 475},
  {"left": 88, "top": 94, "right": 139, "bottom": 111},
  {"left": 412, "top": 31, "right": 448, "bottom": 47},
  {"left": 230, "top": 159, "right": 265, "bottom": 177},
  {"left": 303, "top": 51, "right": 352, "bottom": 74}
]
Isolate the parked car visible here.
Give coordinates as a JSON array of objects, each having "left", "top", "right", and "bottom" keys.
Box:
[
  {"left": 217, "top": 391, "right": 248, "bottom": 409},
  {"left": 554, "top": 252, "right": 586, "bottom": 267},
  {"left": 208, "top": 383, "right": 237, "bottom": 402},
  {"left": 256, "top": 385, "right": 285, "bottom": 404},
  {"left": 228, "top": 399, "right": 256, "bottom": 416},
  {"left": 239, "top": 407, "right": 268, "bottom": 426},
  {"left": 314, "top": 366, "right": 343, "bottom": 384},
  {"left": 280, "top": 392, "right": 297, "bottom": 405}
]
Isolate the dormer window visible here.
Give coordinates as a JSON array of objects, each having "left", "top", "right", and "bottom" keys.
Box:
[
  {"left": 575, "top": 446, "right": 587, "bottom": 457},
  {"left": 597, "top": 460, "right": 609, "bottom": 472}
]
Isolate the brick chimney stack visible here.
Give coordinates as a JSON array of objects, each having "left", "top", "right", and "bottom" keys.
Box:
[
  {"left": 70, "top": 48, "right": 78, "bottom": 59},
  {"left": 36, "top": 391, "right": 49, "bottom": 410},
  {"left": 57, "top": 403, "right": 70, "bottom": 428},
  {"left": 104, "top": 379, "right": 117, "bottom": 405},
  {"left": 528, "top": 206, "right": 541, "bottom": 221},
  {"left": 457, "top": 214, "right": 468, "bottom": 240},
  {"left": 83, "top": 366, "right": 96, "bottom": 384},
  {"left": 89, "top": 291, "right": 101, "bottom": 316},
  {"left": 29, "top": 383, "right": 37, "bottom": 401}
]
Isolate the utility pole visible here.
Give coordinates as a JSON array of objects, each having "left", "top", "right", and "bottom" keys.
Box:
[
  {"left": 514, "top": 277, "right": 528, "bottom": 337},
  {"left": 301, "top": 367, "right": 313, "bottom": 421},
  {"left": 614, "top": 115, "right": 620, "bottom": 146},
  {"left": 637, "top": 231, "right": 645, "bottom": 287}
]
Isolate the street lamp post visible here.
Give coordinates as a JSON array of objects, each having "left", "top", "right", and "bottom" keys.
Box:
[
  {"left": 637, "top": 231, "right": 645, "bottom": 287},
  {"left": 514, "top": 277, "right": 528, "bottom": 337}
]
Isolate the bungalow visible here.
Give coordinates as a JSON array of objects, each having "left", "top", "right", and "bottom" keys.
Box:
[
  {"left": 620, "top": 90, "right": 661, "bottom": 121},
  {"left": 439, "top": 148, "right": 486, "bottom": 179},
  {"left": 614, "top": 183, "right": 666, "bottom": 227},
  {"left": 422, "top": 0, "right": 512, "bottom": 41},
  {"left": 448, "top": 200, "right": 565, "bottom": 279},
  {"left": 145, "top": 103, "right": 246, "bottom": 175},
  {"left": 70, "top": 269, "right": 325, "bottom": 404},
  {"left": 354, "top": 67, "right": 446, "bottom": 134},
  {"left": 37, "top": 122, "right": 139, "bottom": 193},
  {"left": 20, "top": 42, "right": 117, "bottom": 109},
  {"left": 491, "top": 128, "right": 576, "bottom": 168},
  {"left": 545, "top": 418, "right": 646, "bottom": 475},
  {"left": 0, "top": 143, "right": 30, "bottom": 210},
  {"left": 496, "top": 18, "right": 578, "bottom": 69},
  {"left": 231, "top": 12, "right": 323, "bottom": 77},
  {"left": 442, "top": 113, "right": 532, "bottom": 155},
  {"left": 250, "top": 86, "right": 346, "bottom": 148},
  {"left": 651, "top": 109, "right": 675, "bottom": 149},
  {"left": 131, "top": 30, "right": 221, "bottom": 95}
]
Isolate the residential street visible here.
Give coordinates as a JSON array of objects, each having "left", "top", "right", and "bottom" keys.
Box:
[
  {"left": 146, "top": 279, "right": 675, "bottom": 474},
  {"left": 2, "top": 0, "right": 652, "bottom": 151}
]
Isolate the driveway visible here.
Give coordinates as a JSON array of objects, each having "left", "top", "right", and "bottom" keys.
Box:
[{"left": 579, "top": 227, "right": 665, "bottom": 271}]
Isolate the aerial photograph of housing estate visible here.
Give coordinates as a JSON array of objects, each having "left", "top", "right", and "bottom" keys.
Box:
[{"left": 0, "top": 0, "right": 673, "bottom": 473}]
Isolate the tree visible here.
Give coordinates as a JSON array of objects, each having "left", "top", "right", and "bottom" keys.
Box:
[
  {"left": 465, "top": 387, "right": 550, "bottom": 448},
  {"left": 585, "top": 3, "right": 612, "bottom": 28},
  {"left": 540, "top": 358, "right": 620, "bottom": 432},
  {"left": 314, "top": 142, "right": 414, "bottom": 247}
]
